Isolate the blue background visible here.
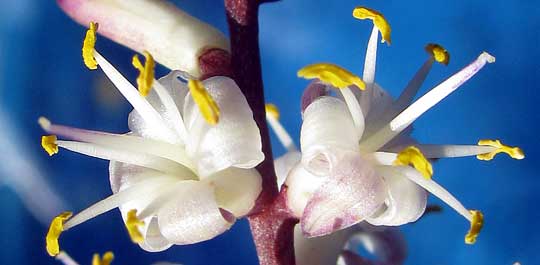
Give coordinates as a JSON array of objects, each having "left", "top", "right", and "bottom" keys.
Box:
[{"left": 0, "top": 0, "right": 538, "bottom": 264}]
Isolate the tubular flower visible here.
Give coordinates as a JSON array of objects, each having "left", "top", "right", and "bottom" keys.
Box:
[
  {"left": 42, "top": 23, "right": 264, "bottom": 254},
  {"left": 276, "top": 6, "right": 523, "bottom": 243}
]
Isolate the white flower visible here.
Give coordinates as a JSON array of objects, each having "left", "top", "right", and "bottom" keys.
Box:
[
  {"left": 268, "top": 7, "right": 523, "bottom": 243},
  {"left": 43, "top": 23, "right": 263, "bottom": 255}
]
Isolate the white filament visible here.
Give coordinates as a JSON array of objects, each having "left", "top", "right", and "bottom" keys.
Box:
[
  {"left": 382, "top": 166, "right": 472, "bottom": 221},
  {"left": 415, "top": 144, "right": 496, "bottom": 158},
  {"left": 56, "top": 140, "right": 196, "bottom": 177},
  {"left": 40, "top": 117, "right": 195, "bottom": 171},
  {"left": 265, "top": 115, "right": 296, "bottom": 151},
  {"left": 64, "top": 176, "right": 176, "bottom": 230},
  {"left": 94, "top": 51, "right": 176, "bottom": 140},
  {"left": 361, "top": 52, "right": 496, "bottom": 151},
  {"left": 359, "top": 26, "right": 379, "bottom": 115},
  {"left": 152, "top": 79, "right": 188, "bottom": 141},
  {"left": 339, "top": 87, "right": 365, "bottom": 139}
]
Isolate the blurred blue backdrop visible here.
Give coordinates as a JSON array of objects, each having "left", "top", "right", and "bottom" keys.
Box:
[{"left": 0, "top": 0, "right": 538, "bottom": 264}]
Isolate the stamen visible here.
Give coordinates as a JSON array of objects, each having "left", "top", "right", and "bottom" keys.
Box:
[
  {"left": 339, "top": 87, "right": 366, "bottom": 138},
  {"left": 379, "top": 166, "right": 475, "bottom": 232},
  {"left": 406, "top": 144, "right": 497, "bottom": 158},
  {"left": 361, "top": 52, "right": 496, "bottom": 152},
  {"left": 63, "top": 176, "right": 176, "bottom": 230},
  {"left": 41, "top": 135, "right": 59, "bottom": 156},
  {"left": 56, "top": 251, "right": 80, "bottom": 265},
  {"left": 265, "top": 103, "right": 280, "bottom": 120},
  {"left": 465, "top": 210, "right": 484, "bottom": 244},
  {"left": 39, "top": 117, "right": 195, "bottom": 171},
  {"left": 132, "top": 51, "right": 155, "bottom": 97},
  {"left": 393, "top": 146, "right": 433, "bottom": 179},
  {"left": 152, "top": 80, "right": 188, "bottom": 140},
  {"left": 352, "top": 7, "right": 391, "bottom": 44},
  {"left": 188, "top": 79, "right": 220, "bottom": 125},
  {"left": 297, "top": 63, "right": 366, "bottom": 90},
  {"left": 476, "top": 139, "right": 524, "bottom": 161},
  {"left": 126, "top": 209, "right": 145, "bottom": 243},
  {"left": 265, "top": 103, "right": 296, "bottom": 151},
  {"left": 425, "top": 43, "right": 450, "bottom": 65},
  {"left": 56, "top": 140, "right": 196, "bottom": 176},
  {"left": 358, "top": 27, "right": 379, "bottom": 114},
  {"left": 92, "top": 251, "right": 114, "bottom": 265},
  {"left": 46, "top": 211, "right": 73, "bottom": 256},
  {"left": 387, "top": 44, "right": 449, "bottom": 119},
  {"left": 82, "top": 22, "right": 98, "bottom": 70},
  {"left": 93, "top": 51, "right": 176, "bottom": 140}
]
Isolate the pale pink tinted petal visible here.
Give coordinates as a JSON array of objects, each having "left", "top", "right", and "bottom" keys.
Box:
[
  {"left": 286, "top": 164, "right": 326, "bottom": 218},
  {"left": 183, "top": 76, "right": 264, "bottom": 177},
  {"left": 300, "top": 97, "right": 359, "bottom": 175},
  {"left": 301, "top": 81, "right": 328, "bottom": 113},
  {"left": 301, "top": 152, "right": 386, "bottom": 237},
  {"left": 157, "top": 181, "right": 233, "bottom": 244},
  {"left": 57, "top": 0, "right": 228, "bottom": 77},
  {"left": 206, "top": 168, "right": 262, "bottom": 217}
]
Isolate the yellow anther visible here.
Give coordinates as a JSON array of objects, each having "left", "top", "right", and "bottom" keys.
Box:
[
  {"left": 82, "top": 22, "right": 99, "bottom": 70},
  {"left": 425, "top": 43, "right": 450, "bottom": 65},
  {"left": 126, "top": 209, "right": 145, "bottom": 243},
  {"left": 132, "top": 51, "right": 155, "bottom": 97},
  {"left": 265, "top": 103, "right": 280, "bottom": 120},
  {"left": 92, "top": 251, "right": 114, "bottom": 265},
  {"left": 297, "top": 63, "right": 366, "bottom": 90},
  {"left": 352, "top": 7, "right": 392, "bottom": 45},
  {"left": 465, "top": 210, "right": 484, "bottom": 244},
  {"left": 476, "top": 139, "right": 525, "bottom": 161},
  {"left": 394, "top": 146, "right": 433, "bottom": 179},
  {"left": 188, "top": 79, "right": 220, "bottom": 125},
  {"left": 46, "top": 211, "right": 72, "bottom": 256},
  {"left": 41, "top": 135, "right": 59, "bottom": 156}
]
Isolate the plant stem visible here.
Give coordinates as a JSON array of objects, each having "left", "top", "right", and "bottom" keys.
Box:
[{"left": 199, "top": 0, "right": 298, "bottom": 264}]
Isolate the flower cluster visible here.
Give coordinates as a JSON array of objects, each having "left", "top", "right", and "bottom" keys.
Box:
[
  {"left": 44, "top": 21, "right": 264, "bottom": 256},
  {"left": 268, "top": 6, "right": 523, "bottom": 249}
]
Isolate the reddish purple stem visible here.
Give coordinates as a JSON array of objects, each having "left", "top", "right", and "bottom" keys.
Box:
[{"left": 199, "top": 0, "right": 298, "bottom": 264}]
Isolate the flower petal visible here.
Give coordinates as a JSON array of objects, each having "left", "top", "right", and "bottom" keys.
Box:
[
  {"left": 157, "top": 181, "right": 233, "bottom": 244},
  {"left": 138, "top": 217, "right": 173, "bottom": 252},
  {"left": 366, "top": 167, "right": 427, "bottom": 226},
  {"left": 286, "top": 163, "right": 326, "bottom": 218},
  {"left": 300, "top": 97, "right": 359, "bottom": 175},
  {"left": 274, "top": 151, "right": 301, "bottom": 190},
  {"left": 57, "top": 0, "right": 229, "bottom": 77},
  {"left": 301, "top": 152, "right": 386, "bottom": 237},
  {"left": 206, "top": 167, "right": 262, "bottom": 217},
  {"left": 183, "top": 76, "right": 264, "bottom": 177}
]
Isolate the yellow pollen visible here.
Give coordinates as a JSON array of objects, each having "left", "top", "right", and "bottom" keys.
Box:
[
  {"left": 394, "top": 146, "right": 433, "bottom": 179},
  {"left": 82, "top": 22, "right": 99, "bottom": 70},
  {"left": 132, "top": 51, "right": 155, "bottom": 97},
  {"left": 465, "top": 210, "right": 484, "bottom": 244},
  {"left": 41, "top": 135, "right": 59, "bottom": 156},
  {"left": 126, "top": 209, "right": 145, "bottom": 243},
  {"left": 476, "top": 139, "right": 525, "bottom": 161},
  {"left": 46, "top": 211, "right": 72, "bottom": 256},
  {"left": 188, "top": 79, "right": 220, "bottom": 125},
  {"left": 425, "top": 43, "right": 450, "bottom": 65},
  {"left": 92, "top": 251, "right": 114, "bottom": 265},
  {"left": 265, "top": 103, "right": 280, "bottom": 120},
  {"left": 297, "top": 63, "right": 366, "bottom": 90},
  {"left": 352, "top": 7, "right": 392, "bottom": 45}
]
